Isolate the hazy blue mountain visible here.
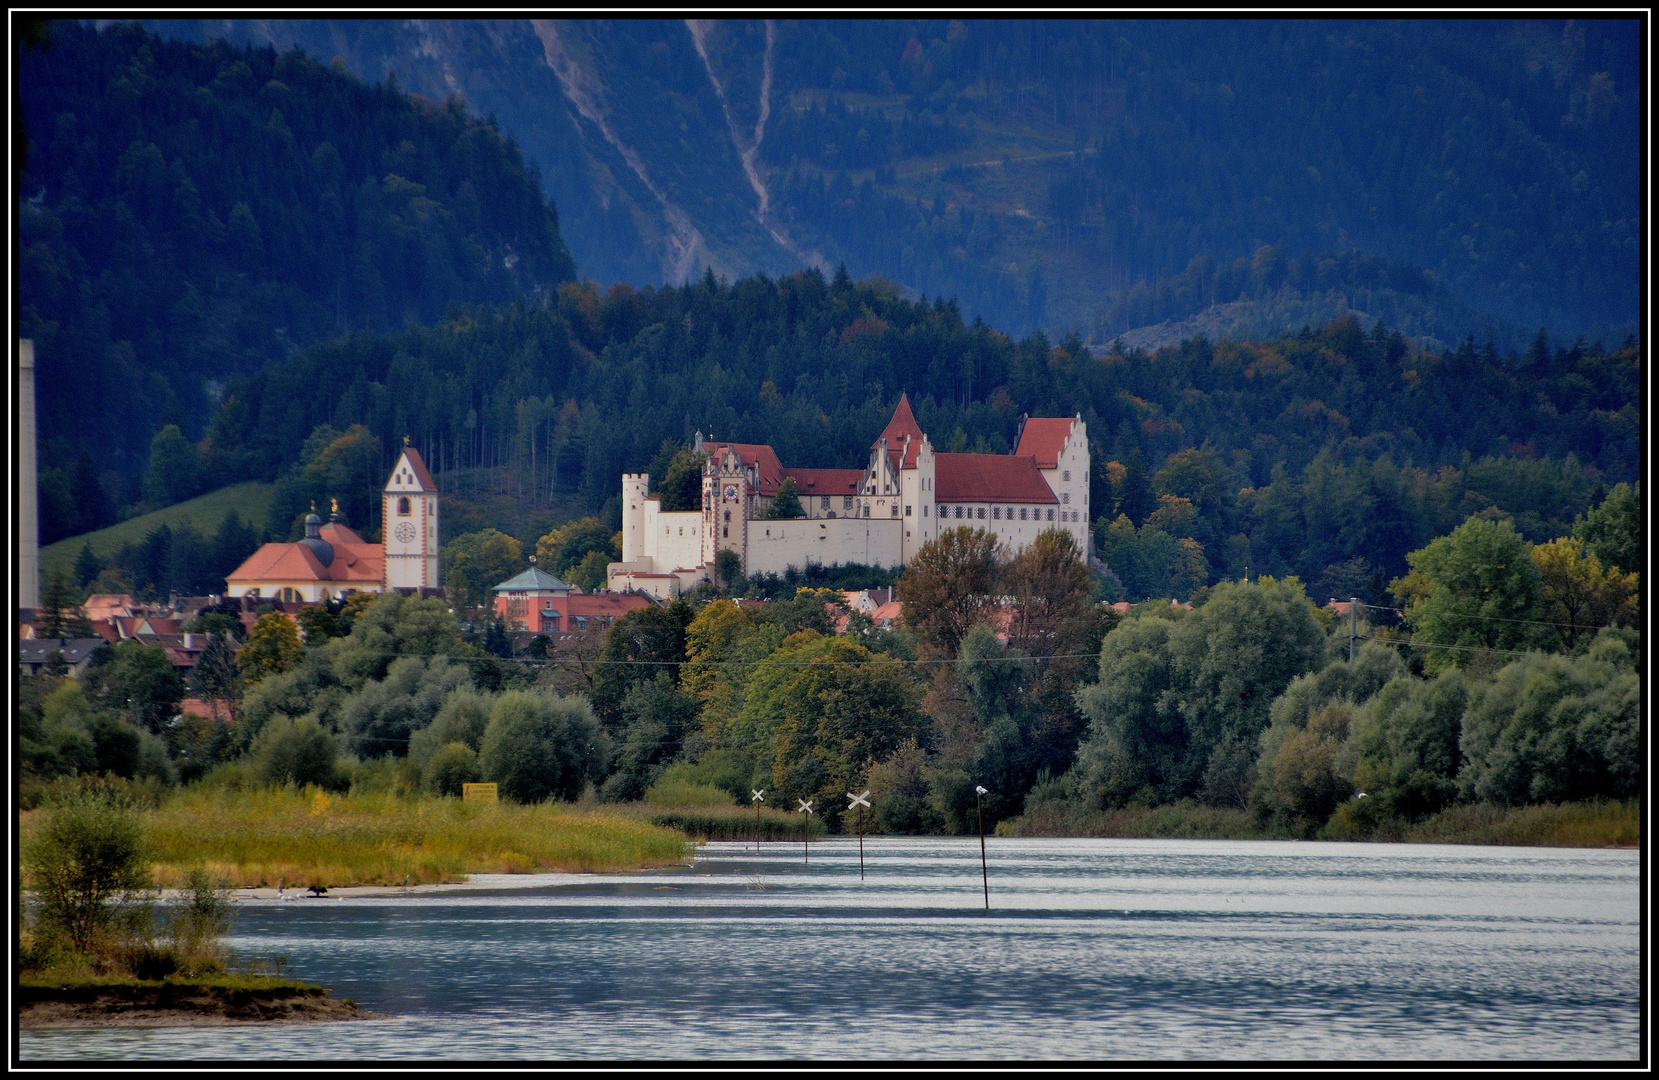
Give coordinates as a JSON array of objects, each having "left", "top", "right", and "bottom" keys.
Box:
[{"left": 143, "top": 18, "right": 1638, "bottom": 349}]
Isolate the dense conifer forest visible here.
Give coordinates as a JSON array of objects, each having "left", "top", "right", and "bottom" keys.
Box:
[{"left": 18, "top": 21, "right": 575, "bottom": 537}]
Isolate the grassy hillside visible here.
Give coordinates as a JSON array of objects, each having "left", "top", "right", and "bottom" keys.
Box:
[{"left": 39, "top": 482, "right": 274, "bottom": 587}]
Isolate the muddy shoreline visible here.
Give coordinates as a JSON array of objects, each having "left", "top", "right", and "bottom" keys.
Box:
[{"left": 19, "top": 982, "right": 377, "bottom": 1029}]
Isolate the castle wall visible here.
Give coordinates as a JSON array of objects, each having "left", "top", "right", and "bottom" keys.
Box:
[
  {"left": 642, "top": 501, "right": 705, "bottom": 572},
  {"left": 743, "top": 518, "right": 903, "bottom": 576}
]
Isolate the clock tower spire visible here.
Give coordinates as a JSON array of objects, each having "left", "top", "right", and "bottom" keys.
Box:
[{"left": 384, "top": 442, "right": 440, "bottom": 589}]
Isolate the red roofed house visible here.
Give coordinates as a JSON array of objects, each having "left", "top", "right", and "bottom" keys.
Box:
[
  {"left": 224, "top": 446, "right": 436, "bottom": 603},
  {"left": 490, "top": 567, "right": 652, "bottom": 641},
  {"left": 611, "top": 397, "right": 1088, "bottom": 598}
]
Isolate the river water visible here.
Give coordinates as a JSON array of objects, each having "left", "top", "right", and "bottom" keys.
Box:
[{"left": 21, "top": 838, "right": 1640, "bottom": 1062}]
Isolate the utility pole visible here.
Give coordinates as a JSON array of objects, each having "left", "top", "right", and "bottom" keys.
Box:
[{"left": 1349, "top": 596, "right": 1359, "bottom": 662}]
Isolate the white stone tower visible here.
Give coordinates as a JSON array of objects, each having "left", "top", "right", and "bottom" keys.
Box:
[
  {"left": 18, "top": 339, "right": 38, "bottom": 611},
  {"left": 383, "top": 442, "right": 439, "bottom": 589},
  {"left": 621, "top": 472, "right": 650, "bottom": 563}
]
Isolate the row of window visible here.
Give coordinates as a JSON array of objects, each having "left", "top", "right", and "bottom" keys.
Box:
[{"left": 937, "top": 506, "right": 1084, "bottom": 523}]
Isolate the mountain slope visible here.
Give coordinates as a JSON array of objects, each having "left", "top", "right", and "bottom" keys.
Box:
[
  {"left": 18, "top": 21, "right": 575, "bottom": 525},
  {"left": 146, "top": 18, "right": 1639, "bottom": 347}
]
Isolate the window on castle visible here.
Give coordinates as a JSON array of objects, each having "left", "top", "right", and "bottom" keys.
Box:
[
  {"left": 1046, "top": 509, "right": 1055, "bottom": 521},
  {"left": 1019, "top": 508, "right": 1028, "bottom": 520},
  {"left": 891, "top": 504, "right": 899, "bottom": 517},
  {"left": 905, "top": 505, "right": 912, "bottom": 517},
  {"left": 992, "top": 507, "right": 1001, "bottom": 520},
  {"left": 977, "top": 507, "right": 985, "bottom": 519},
  {"left": 821, "top": 496, "right": 830, "bottom": 509},
  {"left": 1063, "top": 470, "right": 1071, "bottom": 481},
  {"left": 397, "top": 497, "right": 410, "bottom": 516},
  {"left": 843, "top": 496, "right": 853, "bottom": 509},
  {"left": 1063, "top": 492, "right": 1070, "bottom": 504}
]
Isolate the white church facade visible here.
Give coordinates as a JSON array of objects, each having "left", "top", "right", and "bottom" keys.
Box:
[
  {"left": 609, "top": 396, "right": 1090, "bottom": 599},
  {"left": 224, "top": 445, "right": 441, "bottom": 602}
]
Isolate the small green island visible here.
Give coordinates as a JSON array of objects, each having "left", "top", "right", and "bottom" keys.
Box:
[{"left": 16, "top": 789, "right": 377, "bottom": 1029}]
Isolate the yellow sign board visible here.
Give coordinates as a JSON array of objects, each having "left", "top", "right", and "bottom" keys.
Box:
[{"left": 462, "top": 782, "right": 499, "bottom": 804}]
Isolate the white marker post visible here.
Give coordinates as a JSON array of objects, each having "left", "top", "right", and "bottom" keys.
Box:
[
  {"left": 975, "top": 785, "right": 990, "bottom": 911},
  {"left": 847, "top": 790, "right": 871, "bottom": 880},
  {"left": 752, "top": 789, "right": 766, "bottom": 852},
  {"left": 797, "top": 799, "right": 814, "bottom": 866}
]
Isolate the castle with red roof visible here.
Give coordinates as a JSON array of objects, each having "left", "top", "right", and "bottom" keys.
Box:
[{"left": 610, "top": 396, "right": 1089, "bottom": 598}]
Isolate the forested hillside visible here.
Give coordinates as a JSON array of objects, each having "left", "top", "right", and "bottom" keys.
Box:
[
  {"left": 198, "top": 268, "right": 1637, "bottom": 602},
  {"left": 18, "top": 21, "right": 575, "bottom": 540},
  {"left": 148, "top": 18, "right": 1639, "bottom": 346}
]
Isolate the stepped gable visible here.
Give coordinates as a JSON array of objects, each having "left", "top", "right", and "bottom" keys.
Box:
[
  {"left": 874, "top": 393, "right": 926, "bottom": 471},
  {"left": 706, "top": 441, "right": 785, "bottom": 496},
  {"left": 1013, "top": 417, "right": 1075, "bottom": 469},
  {"left": 934, "top": 453, "right": 1058, "bottom": 503},
  {"left": 782, "top": 468, "right": 864, "bottom": 497}
]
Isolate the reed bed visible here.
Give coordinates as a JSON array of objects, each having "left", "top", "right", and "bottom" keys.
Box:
[
  {"left": 21, "top": 787, "right": 693, "bottom": 889},
  {"left": 1401, "top": 800, "right": 1639, "bottom": 847},
  {"left": 1000, "top": 797, "right": 1639, "bottom": 847},
  {"left": 636, "top": 803, "right": 828, "bottom": 842},
  {"left": 999, "top": 800, "right": 1268, "bottom": 840}
]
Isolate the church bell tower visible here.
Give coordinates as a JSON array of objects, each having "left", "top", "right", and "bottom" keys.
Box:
[{"left": 384, "top": 440, "right": 439, "bottom": 589}]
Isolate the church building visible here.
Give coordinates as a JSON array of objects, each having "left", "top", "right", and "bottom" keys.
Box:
[
  {"left": 609, "top": 396, "right": 1089, "bottom": 599},
  {"left": 224, "top": 445, "right": 441, "bottom": 603}
]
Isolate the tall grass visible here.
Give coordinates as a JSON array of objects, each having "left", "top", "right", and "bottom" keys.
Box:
[
  {"left": 999, "top": 797, "right": 1640, "bottom": 847},
  {"left": 998, "top": 799, "right": 1269, "bottom": 840},
  {"left": 1401, "top": 800, "right": 1640, "bottom": 847},
  {"left": 21, "top": 787, "right": 693, "bottom": 889},
  {"left": 634, "top": 804, "right": 828, "bottom": 842}
]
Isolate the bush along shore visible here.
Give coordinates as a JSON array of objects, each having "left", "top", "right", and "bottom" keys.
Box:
[
  {"left": 997, "top": 797, "right": 1640, "bottom": 847},
  {"left": 18, "top": 786, "right": 372, "bottom": 1027}
]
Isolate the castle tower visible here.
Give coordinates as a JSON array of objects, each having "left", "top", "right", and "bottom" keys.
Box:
[
  {"left": 702, "top": 446, "right": 751, "bottom": 569},
  {"left": 384, "top": 443, "right": 439, "bottom": 589},
  {"left": 18, "top": 340, "right": 38, "bottom": 611},
  {"left": 621, "top": 473, "right": 651, "bottom": 563}
]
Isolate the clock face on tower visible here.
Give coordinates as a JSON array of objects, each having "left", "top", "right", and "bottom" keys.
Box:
[
  {"left": 394, "top": 521, "right": 417, "bottom": 544},
  {"left": 723, "top": 485, "right": 738, "bottom": 501}
]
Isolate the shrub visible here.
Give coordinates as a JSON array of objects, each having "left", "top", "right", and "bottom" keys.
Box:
[
  {"left": 643, "top": 776, "right": 735, "bottom": 808},
  {"left": 479, "top": 690, "right": 607, "bottom": 804},
  {"left": 23, "top": 789, "right": 153, "bottom": 956},
  {"left": 251, "top": 714, "right": 342, "bottom": 790},
  {"left": 424, "top": 742, "right": 481, "bottom": 797},
  {"left": 159, "top": 866, "right": 236, "bottom": 976}
]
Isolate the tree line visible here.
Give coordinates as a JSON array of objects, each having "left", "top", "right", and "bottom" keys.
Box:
[{"left": 22, "top": 483, "right": 1639, "bottom": 838}]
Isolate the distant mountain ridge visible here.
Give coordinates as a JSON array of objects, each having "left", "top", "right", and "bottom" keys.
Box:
[{"left": 144, "top": 18, "right": 1639, "bottom": 348}]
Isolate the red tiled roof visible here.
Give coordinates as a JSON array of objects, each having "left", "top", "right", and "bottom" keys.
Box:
[
  {"left": 934, "top": 453, "right": 1058, "bottom": 503},
  {"left": 783, "top": 468, "right": 864, "bottom": 497},
  {"left": 1014, "top": 417, "right": 1076, "bottom": 470},
  {"left": 707, "top": 442, "right": 785, "bottom": 496},
  {"left": 873, "top": 394, "right": 925, "bottom": 471},
  {"left": 402, "top": 448, "right": 438, "bottom": 492},
  {"left": 566, "top": 593, "right": 654, "bottom": 617},
  {"left": 226, "top": 537, "right": 384, "bottom": 585}
]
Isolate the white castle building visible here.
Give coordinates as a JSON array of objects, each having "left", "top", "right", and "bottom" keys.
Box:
[{"left": 609, "top": 396, "right": 1089, "bottom": 599}]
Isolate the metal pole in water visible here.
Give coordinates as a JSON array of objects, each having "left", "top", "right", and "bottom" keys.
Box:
[
  {"left": 975, "top": 785, "right": 989, "bottom": 911},
  {"left": 848, "top": 790, "right": 871, "bottom": 881},
  {"left": 752, "top": 789, "right": 765, "bottom": 853},
  {"left": 797, "top": 799, "right": 814, "bottom": 866}
]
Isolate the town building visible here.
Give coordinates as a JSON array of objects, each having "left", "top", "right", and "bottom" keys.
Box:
[
  {"left": 609, "top": 396, "right": 1090, "bottom": 599},
  {"left": 224, "top": 446, "right": 439, "bottom": 602},
  {"left": 490, "top": 567, "right": 651, "bottom": 641}
]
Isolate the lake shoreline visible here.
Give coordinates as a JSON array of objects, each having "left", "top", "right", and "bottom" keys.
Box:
[{"left": 18, "top": 980, "right": 375, "bottom": 1029}]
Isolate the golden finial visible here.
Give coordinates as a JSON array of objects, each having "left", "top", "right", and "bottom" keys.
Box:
[
  {"left": 404, "top": 435, "right": 411, "bottom": 447},
  {"left": 310, "top": 500, "right": 316, "bottom": 512},
  {"left": 330, "top": 497, "right": 339, "bottom": 515}
]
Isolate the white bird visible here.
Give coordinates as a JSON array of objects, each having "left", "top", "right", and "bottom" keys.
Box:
[{"left": 277, "top": 878, "right": 299, "bottom": 902}]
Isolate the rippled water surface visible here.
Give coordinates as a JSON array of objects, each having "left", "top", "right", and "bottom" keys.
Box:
[{"left": 22, "top": 838, "right": 1639, "bottom": 1061}]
